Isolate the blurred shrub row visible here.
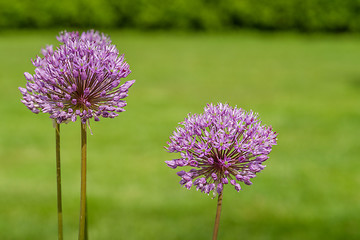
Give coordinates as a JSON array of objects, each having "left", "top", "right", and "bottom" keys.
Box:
[{"left": 1, "top": 0, "right": 360, "bottom": 32}]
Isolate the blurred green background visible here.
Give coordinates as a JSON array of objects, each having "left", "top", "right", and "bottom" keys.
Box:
[
  {"left": 2, "top": 0, "right": 360, "bottom": 32},
  {"left": 1, "top": 1, "right": 360, "bottom": 240}
]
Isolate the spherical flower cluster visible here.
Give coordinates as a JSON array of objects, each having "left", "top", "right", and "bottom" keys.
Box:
[
  {"left": 19, "top": 30, "right": 135, "bottom": 124},
  {"left": 165, "top": 103, "right": 277, "bottom": 196}
]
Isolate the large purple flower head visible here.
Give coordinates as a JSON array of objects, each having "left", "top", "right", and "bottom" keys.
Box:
[
  {"left": 165, "top": 103, "right": 278, "bottom": 197},
  {"left": 19, "top": 30, "right": 135, "bottom": 124}
]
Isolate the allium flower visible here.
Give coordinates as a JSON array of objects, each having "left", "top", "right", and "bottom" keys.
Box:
[
  {"left": 165, "top": 103, "right": 277, "bottom": 196},
  {"left": 19, "top": 30, "right": 135, "bottom": 124}
]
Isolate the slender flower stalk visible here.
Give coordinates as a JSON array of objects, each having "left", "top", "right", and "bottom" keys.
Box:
[
  {"left": 85, "top": 201, "right": 88, "bottom": 240},
  {"left": 212, "top": 192, "right": 223, "bottom": 240},
  {"left": 55, "top": 122, "right": 63, "bottom": 240},
  {"left": 165, "top": 103, "right": 278, "bottom": 238},
  {"left": 79, "top": 122, "right": 87, "bottom": 240}
]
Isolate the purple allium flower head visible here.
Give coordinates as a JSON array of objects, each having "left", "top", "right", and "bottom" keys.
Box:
[
  {"left": 19, "top": 30, "right": 135, "bottom": 124},
  {"left": 165, "top": 103, "right": 278, "bottom": 197}
]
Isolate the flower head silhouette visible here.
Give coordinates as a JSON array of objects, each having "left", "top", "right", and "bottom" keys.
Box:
[
  {"left": 165, "top": 103, "right": 277, "bottom": 196},
  {"left": 19, "top": 30, "right": 135, "bottom": 124}
]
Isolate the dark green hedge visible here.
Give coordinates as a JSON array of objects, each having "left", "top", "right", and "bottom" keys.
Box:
[{"left": 1, "top": 0, "right": 360, "bottom": 32}]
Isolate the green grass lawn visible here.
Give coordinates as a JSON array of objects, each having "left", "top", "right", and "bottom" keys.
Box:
[{"left": 0, "top": 30, "right": 359, "bottom": 240}]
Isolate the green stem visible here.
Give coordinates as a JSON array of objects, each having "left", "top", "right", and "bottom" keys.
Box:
[
  {"left": 79, "top": 122, "right": 87, "bottom": 240},
  {"left": 85, "top": 199, "right": 88, "bottom": 240},
  {"left": 212, "top": 192, "right": 223, "bottom": 240},
  {"left": 55, "top": 122, "right": 63, "bottom": 240}
]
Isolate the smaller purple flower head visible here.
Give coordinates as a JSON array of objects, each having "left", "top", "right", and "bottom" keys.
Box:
[
  {"left": 165, "top": 103, "right": 278, "bottom": 197},
  {"left": 19, "top": 30, "right": 135, "bottom": 124}
]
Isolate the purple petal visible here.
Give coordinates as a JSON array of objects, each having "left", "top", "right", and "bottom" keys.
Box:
[
  {"left": 165, "top": 160, "right": 178, "bottom": 169},
  {"left": 234, "top": 183, "right": 242, "bottom": 192},
  {"left": 24, "top": 72, "right": 33, "bottom": 81},
  {"left": 19, "top": 87, "right": 27, "bottom": 95},
  {"left": 216, "top": 183, "right": 223, "bottom": 194}
]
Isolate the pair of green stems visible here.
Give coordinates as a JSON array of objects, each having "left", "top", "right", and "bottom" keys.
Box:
[
  {"left": 55, "top": 122, "right": 223, "bottom": 240},
  {"left": 55, "top": 122, "right": 88, "bottom": 240}
]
